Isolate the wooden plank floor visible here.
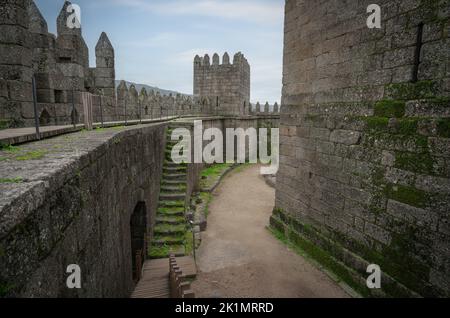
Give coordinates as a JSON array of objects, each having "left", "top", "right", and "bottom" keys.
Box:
[{"left": 131, "top": 256, "right": 197, "bottom": 298}]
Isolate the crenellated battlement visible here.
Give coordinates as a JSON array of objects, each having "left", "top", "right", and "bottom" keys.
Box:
[
  {"left": 0, "top": 0, "right": 116, "bottom": 128},
  {"left": 250, "top": 102, "right": 280, "bottom": 115},
  {"left": 194, "top": 52, "right": 250, "bottom": 69},
  {"left": 193, "top": 52, "right": 251, "bottom": 116}
]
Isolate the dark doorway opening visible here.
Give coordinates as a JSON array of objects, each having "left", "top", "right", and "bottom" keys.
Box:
[
  {"left": 130, "top": 202, "right": 147, "bottom": 283},
  {"left": 39, "top": 109, "right": 51, "bottom": 126}
]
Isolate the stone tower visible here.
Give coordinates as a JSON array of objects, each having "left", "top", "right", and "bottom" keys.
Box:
[
  {"left": 93, "top": 32, "right": 115, "bottom": 97},
  {"left": 55, "top": 1, "right": 89, "bottom": 93},
  {"left": 273, "top": 0, "right": 450, "bottom": 297},
  {"left": 193, "top": 52, "right": 250, "bottom": 116},
  {"left": 0, "top": 0, "right": 33, "bottom": 128}
]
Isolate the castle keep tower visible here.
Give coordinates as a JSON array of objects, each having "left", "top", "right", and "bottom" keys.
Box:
[{"left": 194, "top": 52, "right": 250, "bottom": 116}]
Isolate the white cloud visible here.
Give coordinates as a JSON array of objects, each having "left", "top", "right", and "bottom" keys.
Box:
[{"left": 110, "top": 0, "right": 283, "bottom": 25}]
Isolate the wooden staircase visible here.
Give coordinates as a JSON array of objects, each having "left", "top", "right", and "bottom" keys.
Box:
[{"left": 131, "top": 256, "right": 197, "bottom": 298}]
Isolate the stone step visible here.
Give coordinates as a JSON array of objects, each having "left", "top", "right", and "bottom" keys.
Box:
[
  {"left": 153, "top": 236, "right": 185, "bottom": 246},
  {"left": 164, "top": 160, "right": 187, "bottom": 166},
  {"left": 160, "top": 193, "right": 186, "bottom": 201},
  {"left": 163, "top": 166, "right": 187, "bottom": 172},
  {"left": 156, "top": 215, "right": 185, "bottom": 225},
  {"left": 154, "top": 224, "right": 186, "bottom": 235},
  {"left": 161, "top": 185, "right": 186, "bottom": 192},
  {"left": 149, "top": 245, "right": 185, "bottom": 259},
  {"left": 158, "top": 201, "right": 185, "bottom": 208},
  {"left": 157, "top": 207, "right": 184, "bottom": 216},
  {"left": 163, "top": 173, "right": 187, "bottom": 181},
  {"left": 161, "top": 180, "right": 186, "bottom": 189}
]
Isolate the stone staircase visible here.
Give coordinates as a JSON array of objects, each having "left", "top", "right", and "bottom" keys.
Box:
[{"left": 150, "top": 127, "right": 191, "bottom": 259}]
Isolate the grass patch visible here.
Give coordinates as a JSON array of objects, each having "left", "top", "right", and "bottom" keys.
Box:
[
  {"left": 201, "top": 163, "right": 232, "bottom": 178},
  {"left": 158, "top": 207, "right": 184, "bottom": 215},
  {"left": 185, "top": 230, "right": 194, "bottom": 255},
  {"left": 14, "top": 150, "right": 46, "bottom": 161},
  {"left": 0, "top": 177, "right": 23, "bottom": 184},
  {"left": 1, "top": 145, "right": 20, "bottom": 153},
  {"left": 154, "top": 224, "right": 186, "bottom": 233},
  {"left": 149, "top": 245, "right": 171, "bottom": 259},
  {"left": 199, "top": 192, "right": 213, "bottom": 217}
]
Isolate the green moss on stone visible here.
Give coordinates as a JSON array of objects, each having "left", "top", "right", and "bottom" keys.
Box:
[
  {"left": 14, "top": 150, "right": 46, "bottom": 161},
  {"left": 386, "top": 184, "right": 430, "bottom": 208},
  {"left": 397, "top": 119, "right": 419, "bottom": 135},
  {"left": 374, "top": 100, "right": 406, "bottom": 118},
  {"left": 385, "top": 81, "right": 439, "bottom": 100},
  {"left": 0, "top": 282, "right": 14, "bottom": 297},
  {"left": 365, "top": 117, "right": 389, "bottom": 131},
  {"left": 437, "top": 119, "right": 450, "bottom": 138},
  {"left": 395, "top": 152, "right": 435, "bottom": 174},
  {"left": 0, "top": 120, "right": 10, "bottom": 130},
  {"left": 269, "top": 224, "right": 370, "bottom": 297}
]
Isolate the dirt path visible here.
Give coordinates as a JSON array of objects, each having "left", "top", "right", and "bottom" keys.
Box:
[{"left": 191, "top": 165, "right": 350, "bottom": 298}]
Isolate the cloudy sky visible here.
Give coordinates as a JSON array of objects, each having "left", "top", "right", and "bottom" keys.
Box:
[{"left": 35, "top": 0, "right": 285, "bottom": 103}]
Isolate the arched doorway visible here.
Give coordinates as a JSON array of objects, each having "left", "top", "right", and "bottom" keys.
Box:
[{"left": 130, "top": 202, "right": 147, "bottom": 283}]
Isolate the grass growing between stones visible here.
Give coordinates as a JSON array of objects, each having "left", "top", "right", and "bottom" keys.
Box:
[
  {"left": 0, "top": 145, "right": 47, "bottom": 161},
  {"left": 0, "top": 177, "right": 23, "bottom": 184},
  {"left": 14, "top": 150, "right": 47, "bottom": 161},
  {"left": 200, "top": 163, "right": 234, "bottom": 190},
  {"left": 199, "top": 192, "right": 213, "bottom": 217},
  {"left": 149, "top": 245, "right": 171, "bottom": 259}
]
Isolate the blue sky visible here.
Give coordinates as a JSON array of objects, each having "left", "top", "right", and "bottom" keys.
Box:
[{"left": 35, "top": 0, "right": 284, "bottom": 103}]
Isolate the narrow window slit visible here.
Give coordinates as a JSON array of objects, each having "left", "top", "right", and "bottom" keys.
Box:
[{"left": 412, "top": 22, "right": 424, "bottom": 83}]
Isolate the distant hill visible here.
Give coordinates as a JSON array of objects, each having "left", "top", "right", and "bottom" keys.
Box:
[{"left": 115, "top": 80, "right": 191, "bottom": 97}]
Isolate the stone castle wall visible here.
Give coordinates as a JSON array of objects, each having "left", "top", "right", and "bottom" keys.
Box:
[
  {"left": 0, "top": 0, "right": 115, "bottom": 128},
  {"left": 194, "top": 52, "right": 251, "bottom": 116},
  {"left": 0, "top": 124, "right": 167, "bottom": 297},
  {"left": 272, "top": 0, "right": 450, "bottom": 297}
]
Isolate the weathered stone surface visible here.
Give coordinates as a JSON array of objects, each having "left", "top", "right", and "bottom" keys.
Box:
[
  {"left": 0, "top": 124, "right": 166, "bottom": 297},
  {"left": 194, "top": 51, "right": 250, "bottom": 116},
  {"left": 274, "top": 0, "right": 450, "bottom": 297}
]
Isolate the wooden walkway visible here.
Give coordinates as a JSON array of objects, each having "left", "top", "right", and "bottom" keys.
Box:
[
  {"left": 0, "top": 117, "right": 178, "bottom": 146},
  {"left": 131, "top": 256, "right": 197, "bottom": 298}
]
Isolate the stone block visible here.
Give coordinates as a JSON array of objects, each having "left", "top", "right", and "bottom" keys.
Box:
[{"left": 330, "top": 129, "right": 361, "bottom": 145}]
